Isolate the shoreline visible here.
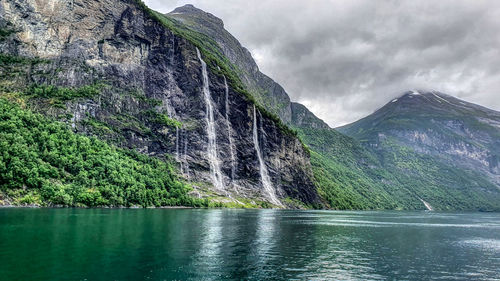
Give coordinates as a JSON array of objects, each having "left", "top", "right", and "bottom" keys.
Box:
[
  {"left": 0, "top": 204, "right": 498, "bottom": 212},
  {"left": 0, "top": 204, "right": 196, "bottom": 209}
]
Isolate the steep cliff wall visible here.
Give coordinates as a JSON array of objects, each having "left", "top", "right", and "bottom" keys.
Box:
[
  {"left": 0, "top": 0, "right": 320, "bottom": 207},
  {"left": 167, "top": 5, "right": 330, "bottom": 129}
]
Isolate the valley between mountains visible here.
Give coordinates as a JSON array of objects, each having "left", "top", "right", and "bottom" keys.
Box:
[{"left": 1, "top": 0, "right": 499, "bottom": 210}]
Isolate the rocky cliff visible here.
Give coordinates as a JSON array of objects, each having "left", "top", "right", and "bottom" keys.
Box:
[{"left": 0, "top": 0, "right": 320, "bottom": 207}]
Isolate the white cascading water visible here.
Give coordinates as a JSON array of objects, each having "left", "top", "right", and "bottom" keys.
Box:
[
  {"left": 175, "top": 126, "right": 180, "bottom": 162},
  {"left": 196, "top": 47, "right": 224, "bottom": 191},
  {"left": 177, "top": 127, "right": 187, "bottom": 176},
  {"left": 183, "top": 129, "right": 189, "bottom": 178},
  {"left": 223, "top": 75, "right": 237, "bottom": 183},
  {"left": 252, "top": 105, "right": 281, "bottom": 206},
  {"left": 165, "top": 36, "right": 176, "bottom": 118}
]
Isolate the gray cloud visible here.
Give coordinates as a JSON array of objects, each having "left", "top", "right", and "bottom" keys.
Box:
[{"left": 145, "top": 0, "right": 500, "bottom": 126}]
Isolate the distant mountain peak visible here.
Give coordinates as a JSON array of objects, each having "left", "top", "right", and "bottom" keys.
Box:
[
  {"left": 180, "top": 4, "right": 195, "bottom": 8},
  {"left": 392, "top": 90, "right": 458, "bottom": 107},
  {"left": 399, "top": 89, "right": 434, "bottom": 98},
  {"left": 398, "top": 89, "right": 450, "bottom": 99},
  {"left": 170, "top": 4, "right": 199, "bottom": 12},
  {"left": 168, "top": 4, "right": 224, "bottom": 27}
]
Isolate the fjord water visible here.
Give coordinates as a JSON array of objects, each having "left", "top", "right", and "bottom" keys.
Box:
[{"left": 1, "top": 209, "right": 499, "bottom": 280}]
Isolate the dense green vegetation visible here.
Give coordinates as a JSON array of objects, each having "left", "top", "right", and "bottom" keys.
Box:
[
  {"left": 0, "top": 54, "right": 30, "bottom": 65},
  {"left": 0, "top": 98, "right": 210, "bottom": 207},
  {"left": 27, "top": 84, "right": 101, "bottom": 100},
  {"left": 296, "top": 127, "right": 417, "bottom": 210},
  {"left": 296, "top": 126, "right": 500, "bottom": 211},
  {"left": 376, "top": 139, "right": 500, "bottom": 211}
]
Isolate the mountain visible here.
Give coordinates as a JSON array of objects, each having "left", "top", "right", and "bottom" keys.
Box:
[
  {"left": 338, "top": 90, "right": 500, "bottom": 184},
  {"left": 339, "top": 90, "right": 500, "bottom": 210},
  {"left": 0, "top": 0, "right": 320, "bottom": 208}
]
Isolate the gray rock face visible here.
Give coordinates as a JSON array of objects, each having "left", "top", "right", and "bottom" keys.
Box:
[{"left": 0, "top": 0, "right": 320, "bottom": 206}]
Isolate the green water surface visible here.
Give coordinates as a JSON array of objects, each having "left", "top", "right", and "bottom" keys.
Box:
[{"left": 1, "top": 208, "right": 499, "bottom": 280}]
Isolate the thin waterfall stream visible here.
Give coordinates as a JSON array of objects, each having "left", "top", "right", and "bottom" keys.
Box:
[
  {"left": 196, "top": 48, "right": 224, "bottom": 191},
  {"left": 223, "top": 75, "right": 237, "bottom": 186},
  {"left": 253, "top": 105, "right": 281, "bottom": 206}
]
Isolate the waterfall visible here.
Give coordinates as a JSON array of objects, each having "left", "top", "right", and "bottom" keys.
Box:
[
  {"left": 196, "top": 47, "right": 224, "bottom": 191},
  {"left": 177, "top": 127, "right": 187, "bottom": 176},
  {"left": 165, "top": 36, "right": 176, "bottom": 118},
  {"left": 183, "top": 129, "right": 189, "bottom": 178},
  {"left": 253, "top": 105, "right": 281, "bottom": 206},
  {"left": 175, "top": 126, "right": 180, "bottom": 162},
  {"left": 419, "top": 198, "right": 434, "bottom": 211},
  {"left": 224, "top": 75, "right": 237, "bottom": 183}
]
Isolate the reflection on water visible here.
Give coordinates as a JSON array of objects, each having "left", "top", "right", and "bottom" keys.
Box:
[{"left": 1, "top": 209, "right": 500, "bottom": 280}]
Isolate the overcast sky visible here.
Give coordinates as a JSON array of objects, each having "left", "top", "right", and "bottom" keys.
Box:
[{"left": 145, "top": 0, "right": 500, "bottom": 127}]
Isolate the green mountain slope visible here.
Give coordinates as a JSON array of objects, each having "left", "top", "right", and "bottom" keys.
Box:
[
  {"left": 296, "top": 127, "right": 417, "bottom": 209},
  {"left": 294, "top": 125, "right": 500, "bottom": 211},
  {"left": 338, "top": 90, "right": 500, "bottom": 210},
  {"left": 339, "top": 90, "right": 500, "bottom": 185}
]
